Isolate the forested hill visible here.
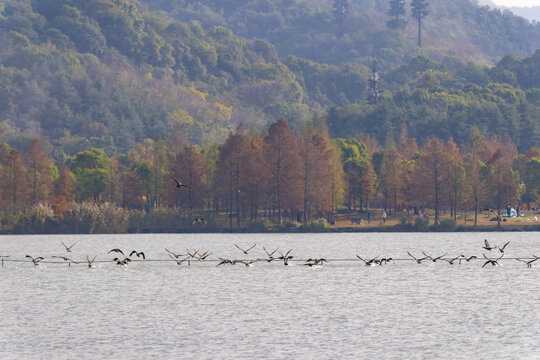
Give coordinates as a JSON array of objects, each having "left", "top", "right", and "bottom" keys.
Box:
[
  {"left": 0, "top": 0, "right": 538, "bottom": 156},
  {"left": 0, "top": 0, "right": 312, "bottom": 153},
  {"left": 141, "top": 0, "right": 540, "bottom": 68}
]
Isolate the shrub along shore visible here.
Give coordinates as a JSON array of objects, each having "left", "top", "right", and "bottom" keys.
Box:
[{"left": 2, "top": 202, "right": 538, "bottom": 234}]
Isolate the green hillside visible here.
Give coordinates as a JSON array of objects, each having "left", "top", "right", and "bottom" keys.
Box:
[
  {"left": 0, "top": 0, "right": 538, "bottom": 156},
  {"left": 0, "top": 0, "right": 316, "bottom": 154}
]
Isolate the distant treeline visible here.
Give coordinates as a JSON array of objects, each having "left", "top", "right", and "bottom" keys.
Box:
[
  {"left": 1, "top": 118, "right": 539, "bottom": 233},
  {"left": 142, "top": 0, "right": 540, "bottom": 67}
]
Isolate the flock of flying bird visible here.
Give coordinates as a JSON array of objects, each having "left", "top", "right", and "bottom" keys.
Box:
[{"left": 1, "top": 238, "right": 538, "bottom": 269}]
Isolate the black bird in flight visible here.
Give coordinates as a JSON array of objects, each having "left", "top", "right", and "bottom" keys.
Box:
[
  {"left": 108, "top": 248, "right": 124, "bottom": 256},
  {"left": 304, "top": 258, "right": 327, "bottom": 267},
  {"left": 129, "top": 250, "right": 146, "bottom": 260},
  {"left": 26, "top": 255, "right": 45, "bottom": 266},
  {"left": 169, "top": 253, "right": 189, "bottom": 265},
  {"left": 461, "top": 254, "right": 477, "bottom": 262},
  {"left": 482, "top": 253, "right": 503, "bottom": 268},
  {"left": 263, "top": 246, "right": 278, "bottom": 262},
  {"left": 356, "top": 255, "right": 380, "bottom": 266},
  {"left": 186, "top": 248, "right": 200, "bottom": 258},
  {"left": 62, "top": 241, "right": 78, "bottom": 252},
  {"left": 192, "top": 217, "right": 206, "bottom": 225},
  {"left": 379, "top": 257, "right": 394, "bottom": 265},
  {"left": 235, "top": 243, "right": 256, "bottom": 255},
  {"left": 165, "top": 248, "right": 186, "bottom": 259},
  {"left": 497, "top": 241, "right": 510, "bottom": 253},
  {"left": 217, "top": 258, "right": 237, "bottom": 266},
  {"left": 444, "top": 255, "right": 462, "bottom": 265},
  {"left": 407, "top": 251, "right": 428, "bottom": 264},
  {"left": 86, "top": 255, "right": 97, "bottom": 268},
  {"left": 113, "top": 257, "right": 131, "bottom": 267},
  {"left": 422, "top": 250, "right": 447, "bottom": 262},
  {"left": 482, "top": 239, "right": 496, "bottom": 251},
  {"left": 169, "top": 174, "right": 189, "bottom": 188},
  {"left": 52, "top": 255, "right": 79, "bottom": 265},
  {"left": 196, "top": 251, "right": 212, "bottom": 261},
  {"left": 278, "top": 250, "right": 293, "bottom": 265},
  {"left": 516, "top": 255, "right": 538, "bottom": 268}
]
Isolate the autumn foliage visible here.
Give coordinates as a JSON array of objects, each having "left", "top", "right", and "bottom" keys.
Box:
[{"left": 0, "top": 119, "right": 537, "bottom": 231}]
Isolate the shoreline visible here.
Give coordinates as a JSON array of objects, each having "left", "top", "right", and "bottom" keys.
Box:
[{"left": 1, "top": 225, "right": 538, "bottom": 235}]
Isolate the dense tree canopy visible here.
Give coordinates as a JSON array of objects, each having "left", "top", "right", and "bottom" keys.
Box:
[{"left": 0, "top": 0, "right": 538, "bottom": 234}]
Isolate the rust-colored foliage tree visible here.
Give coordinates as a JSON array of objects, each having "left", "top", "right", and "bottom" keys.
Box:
[
  {"left": 380, "top": 146, "right": 402, "bottom": 215},
  {"left": 168, "top": 145, "right": 207, "bottom": 216},
  {"left": 413, "top": 138, "right": 447, "bottom": 225},
  {"left": 123, "top": 167, "right": 145, "bottom": 209},
  {"left": 216, "top": 125, "right": 261, "bottom": 227},
  {"left": 1, "top": 149, "right": 29, "bottom": 214},
  {"left": 152, "top": 139, "right": 169, "bottom": 209},
  {"left": 397, "top": 123, "right": 419, "bottom": 160},
  {"left": 444, "top": 138, "right": 466, "bottom": 221},
  {"left": 359, "top": 159, "right": 375, "bottom": 210},
  {"left": 298, "top": 123, "right": 333, "bottom": 226},
  {"left": 357, "top": 130, "right": 380, "bottom": 157},
  {"left": 24, "top": 139, "right": 53, "bottom": 205},
  {"left": 464, "top": 130, "right": 487, "bottom": 226},
  {"left": 484, "top": 135, "right": 519, "bottom": 227},
  {"left": 245, "top": 135, "right": 266, "bottom": 222},
  {"left": 51, "top": 165, "right": 75, "bottom": 217},
  {"left": 329, "top": 140, "right": 345, "bottom": 218},
  {"left": 263, "top": 119, "right": 302, "bottom": 224}
]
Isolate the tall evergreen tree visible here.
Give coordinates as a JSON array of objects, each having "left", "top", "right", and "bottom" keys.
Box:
[
  {"left": 387, "top": 0, "right": 407, "bottom": 29},
  {"left": 411, "top": 0, "right": 428, "bottom": 47},
  {"left": 333, "top": 0, "right": 351, "bottom": 39}
]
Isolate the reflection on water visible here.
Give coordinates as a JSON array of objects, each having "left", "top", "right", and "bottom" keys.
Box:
[{"left": 0, "top": 233, "right": 539, "bottom": 359}]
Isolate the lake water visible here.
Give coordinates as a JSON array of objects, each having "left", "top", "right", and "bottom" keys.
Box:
[{"left": 0, "top": 232, "right": 538, "bottom": 359}]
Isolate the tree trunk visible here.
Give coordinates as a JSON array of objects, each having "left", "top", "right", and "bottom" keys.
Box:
[
  {"left": 303, "top": 160, "right": 308, "bottom": 227},
  {"left": 234, "top": 161, "right": 240, "bottom": 227},
  {"left": 474, "top": 190, "right": 478, "bottom": 227},
  {"left": 434, "top": 166, "right": 439, "bottom": 225},
  {"left": 394, "top": 189, "right": 398, "bottom": 217},
  {"left": 418, "top": 18, "right": 422, "bottom": 47},
  {"left": 277, "top": 147, "right": 282, "bottom": 225}
]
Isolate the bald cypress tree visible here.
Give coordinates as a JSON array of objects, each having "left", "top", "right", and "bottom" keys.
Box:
[
  {"left": 1, "top": 149, "right": 29, "bottom": 215},
  {"left": 24, "top": 138, "right": 53, "bottom": 205},
  {"left": 411, "top": 0, "right": 428, "bottom": 47},
  {"left": 263, "top": 119, "right": 302, "bottom": 225}
]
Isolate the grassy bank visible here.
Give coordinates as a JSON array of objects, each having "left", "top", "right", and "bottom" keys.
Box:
[{"left": 1, "top": 203, "right": 539, "bottom": 234}]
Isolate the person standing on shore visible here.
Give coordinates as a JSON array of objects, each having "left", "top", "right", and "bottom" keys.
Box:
[
  {"left": 382, "top": 211, "right": 387, "bottom": 223},
  {"left": 368, "top": 211, "right": 371, "bottom": 224}
]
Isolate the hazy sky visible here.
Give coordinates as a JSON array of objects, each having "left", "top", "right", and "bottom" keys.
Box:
[{"left": 491, "top": 0, "right": 540, "bottom": 6}]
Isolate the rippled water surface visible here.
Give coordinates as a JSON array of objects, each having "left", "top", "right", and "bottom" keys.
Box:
[{"left": 0, "top": 232, "right": 539, "bottom": 359}]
